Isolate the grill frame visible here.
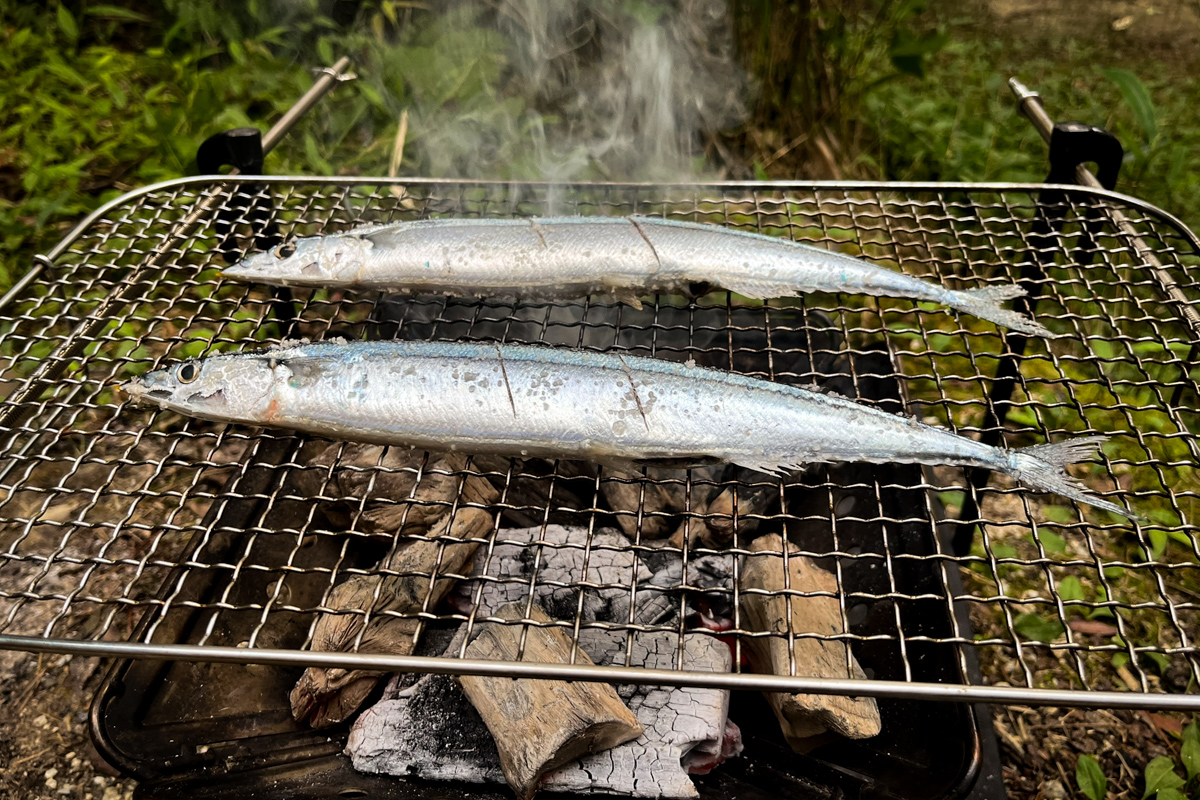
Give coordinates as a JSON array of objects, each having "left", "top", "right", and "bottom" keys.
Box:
[{"left": 2, "top": 175, "right": 1199, "bottom": 712}]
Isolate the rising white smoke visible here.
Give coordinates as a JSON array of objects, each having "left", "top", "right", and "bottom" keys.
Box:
[{"left": 394, "top": 0, "right": 748, "bottom": 184}]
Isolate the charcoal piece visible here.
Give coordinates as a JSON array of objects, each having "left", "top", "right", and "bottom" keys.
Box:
[
  {"left": 348, "top": 671, "right": 505, "bottom": 786},
  {"left": 633, "top": 552, "right": 738, "bottom": 627},
  {"left": 290, "top": 506, "right": 495, "bottom": 728},
  {"left": 348, "top": 629, "right": 738, "bottom": 799},
  {"left": 539, "top": 630, "right": 739, "bottom": 798},
  {"left": 702, "top": 465, "right": 785, "bottom": 544},
  {"left": 739, "top": 534, "right": 881, "bottom": 748},
  {"left": 470, "top": 454, "right": 594, "bottom": 529},
  {"left": 597, "top": 463, "right": 728, "bottom": 540},
  {"left": 450, "top": 525, "right": 650, "bottom": 625},
  {"left": 459, "top": 603, "right": 644, "bottom": 800},
  {"left": 288, "top": 445, "right": 494, "bottom": 536}
]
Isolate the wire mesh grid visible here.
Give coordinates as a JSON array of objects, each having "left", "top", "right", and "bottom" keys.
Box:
[{"left": 1, "top": 176, "right": 1198, "bottom": 710}]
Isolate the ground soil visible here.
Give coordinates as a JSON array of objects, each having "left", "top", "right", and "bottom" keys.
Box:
[
  {"left": 951, "top": 3, "right": 1200, "bottom": 793},
  {"left": 0, "top": 650, "right": 135, "bottom": 800},
  {"left": 983, "top": 0, "right": 1200, "bottom": 68}
]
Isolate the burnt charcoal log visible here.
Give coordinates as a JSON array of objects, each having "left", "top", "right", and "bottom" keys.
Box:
[
  {"left": 459, "top": 603, "right": 644, "bottom": 800},
  {"left": 739, "top": 534, "right": 881, "bottom": 748},
  {"left": 290, "top": 505, "right": 496, "bottom": 728},
  {"left": 289, "top": 445, "right": 496, "bottom": 535},
  {"left": 450, "top": 525, "right": 650, "bottom": 625},
  {"left": 349, "top": 628, "right": 737, "bottom": 799}
]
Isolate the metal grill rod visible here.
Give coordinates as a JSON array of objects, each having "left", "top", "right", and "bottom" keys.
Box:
[{"left": 6, "top": 633, "right": 1200, "bottom": 711}]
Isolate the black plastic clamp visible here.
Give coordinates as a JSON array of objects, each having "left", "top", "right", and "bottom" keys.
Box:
[
  {"left": 1046, "top": 121, "right": 1124, "bottom": 191},
  {"left": 195, "top": 127, "right": 280, "bottom": 263}
]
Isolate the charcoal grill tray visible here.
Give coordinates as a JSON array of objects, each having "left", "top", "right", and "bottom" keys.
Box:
[{"left": 1, "top": 176, "right": 1199, "bottom": 720}]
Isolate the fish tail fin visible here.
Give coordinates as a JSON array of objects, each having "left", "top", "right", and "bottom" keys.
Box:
[
  {"left": 949, "top": 284, "right": 1055, "bottom": 338},
  {"left": 1008, "top": 436, "right": 1140, "bottom": 520}
]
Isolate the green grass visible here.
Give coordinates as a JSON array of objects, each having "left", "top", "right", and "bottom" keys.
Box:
[
  {"left": 863, "top": 4, "right": 1200, "bottom": 232},
  {"left": 0, "top": 1, "right": 556, "bottom": 291},
  {"left": 0, "top": 2, "right": 365, "bottom": 286}
]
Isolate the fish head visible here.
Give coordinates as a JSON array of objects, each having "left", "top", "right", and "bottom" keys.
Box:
[
  {"left": 122, "top": 352, "right": 279, "bottom": 423},
  {"left": 223, "top": 234, "right": 372, "bottom": 287}
]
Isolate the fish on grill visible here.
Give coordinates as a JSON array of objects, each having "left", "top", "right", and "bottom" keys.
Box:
[
  {"left": 223, "top": 216, "right": 1052, "bottom": 336},
  {"left": 122, "top": 340, "right": 1134, "bottom": 519}
]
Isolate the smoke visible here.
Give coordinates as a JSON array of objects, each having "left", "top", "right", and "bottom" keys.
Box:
[{"left": 392, "top": 0, "right": 748, "bottom": 184}]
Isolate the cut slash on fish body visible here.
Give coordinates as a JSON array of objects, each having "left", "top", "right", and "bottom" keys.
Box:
[
  {"left": 123, "top": 340, "right": 1136, "bottom": 519},
  {"left": 222, "top": 216, "right": 1053, "bottom": 337}
]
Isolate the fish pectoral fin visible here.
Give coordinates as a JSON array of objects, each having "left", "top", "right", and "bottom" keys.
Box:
[
  {"left": 606, "top": 286, "right": 644, "bottom": 310},
  {"left": 630, "top": 455, "right": 727, "bottom": 469},
  {"left": 733, "top": 456, "right": 811, "bottom": 477}
]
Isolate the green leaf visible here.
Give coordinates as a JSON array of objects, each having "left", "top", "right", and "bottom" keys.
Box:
[
  {"left": 1181, "top": 738, "right": 1200, "bottom": 781},
  {"left": 1183, "top": 721, "right": 1200, "bottom": 746},
  {"left": 992, "top": 543, "right": 1018, "bottom": 560},
  {"left": 1014, "top": 612, "right": 1064, "bottom": 643},
  {"left": 1149, "top": 528, "right": 1168, "bottom": 559},
  {"left": 1142, "top": 756, "right": 1185, "bottom": 798},
  {"left": 1142, "top": 651, "right": 1170, "bottom": 674},
  {"left": 889, "top": 29, "right": 950, "bottom": 78},
  {"left": 1044, "top": 505, "right": 1076, "bottom": 524},
  {"left": 1059, "top": 576, "right": 1085, "bottom": 603},
  {"left": 1076, "top": 754, "right": 1107, "bottom": 800},
  {"left": 85, "top": 4, "right": 151, "bottom": 22},
  {"left": 1156, "top": 789, "right": 1188, "bottom": 800},
  {"left": 1038, "top": 530, "right": 1068, "bottom": 555},
  {"left": 1101, "top": 68, "right": 1157, "bottom": 148},
  {"left": 56, "top": 3, "right": 79, "bottom": 42}
]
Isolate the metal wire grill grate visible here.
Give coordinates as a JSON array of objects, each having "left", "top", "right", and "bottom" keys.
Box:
[{"left": 1, "top": 176, "right": 1199, "bottom": 709}]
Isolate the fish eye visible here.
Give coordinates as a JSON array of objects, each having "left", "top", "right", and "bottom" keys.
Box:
[
  {"left": 273, "top": 242, "right": 296, "bottom": 259},
  {"left": 176, "top": 362, "right": 199, "bottom": 384}
]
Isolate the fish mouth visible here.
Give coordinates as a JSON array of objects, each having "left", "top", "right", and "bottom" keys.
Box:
[
  {"left": 222, "top": 260, "right": 323, "bottom": 285},
  {"left": 119, "top": 378, "right": 171, "bottom": 404}
]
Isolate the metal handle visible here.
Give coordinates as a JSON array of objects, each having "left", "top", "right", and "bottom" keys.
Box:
[
  {"left": 262, "top": 56, "right": 356, "bottom": 155},
  {"left": 1008, "top": 78, "right": 1054, "bottom": 144},
  {"left": 1008, "top": 76, "right": 1200, "bottom": 344}
]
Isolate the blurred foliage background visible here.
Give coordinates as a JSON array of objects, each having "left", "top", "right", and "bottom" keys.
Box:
[{"left": 1, "top": 0, "right": 1197, "bottom": 289}]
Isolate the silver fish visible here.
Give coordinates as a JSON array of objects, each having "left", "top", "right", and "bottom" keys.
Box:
[
  {"left": 123, "top": 340, "right": 1132, "bottom": 519},
  {"left": 223, "top": 217, "right": 1052, "bottom": 337}
]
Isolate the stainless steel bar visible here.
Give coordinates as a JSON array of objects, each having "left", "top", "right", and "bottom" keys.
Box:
[
  {"left": 261, "top": 56, "right": 356, "bottom": 153},
  {"left": 1009, "top": 76, "right": 1200, "bottom": 340},
  {"left": 2, "top": 633, "right": 1197, "bottom": 711}
]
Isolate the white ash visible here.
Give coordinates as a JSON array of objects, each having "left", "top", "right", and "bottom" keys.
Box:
[
  {"left": 348, "top": 525, "right": 743, "bottom": 797},
  {"left": 540, "top": 629, "right": 742, "bottom": 798},
  {"left": 634, "top": 552, "right": 737, "bottom": 627},
  {"left": 348, "top": 629, "right": 738, "bottom": 798},
  {"left": 449, "top": 525, "right": 651, "bottom": 627},
  {"left": 448, "top": 525, "right": 737, "bottom": 631},
  {"left": 348, "top": 672, "right": 505, "bottom": 787}
]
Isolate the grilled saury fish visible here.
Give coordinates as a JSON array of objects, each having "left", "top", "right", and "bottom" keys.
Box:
[
  {"left": 123, "top": 340, "right": 1132, "bottom": 519},
  {"left": 223, "top": 216, "right": 1052, "bottom": 337}
]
